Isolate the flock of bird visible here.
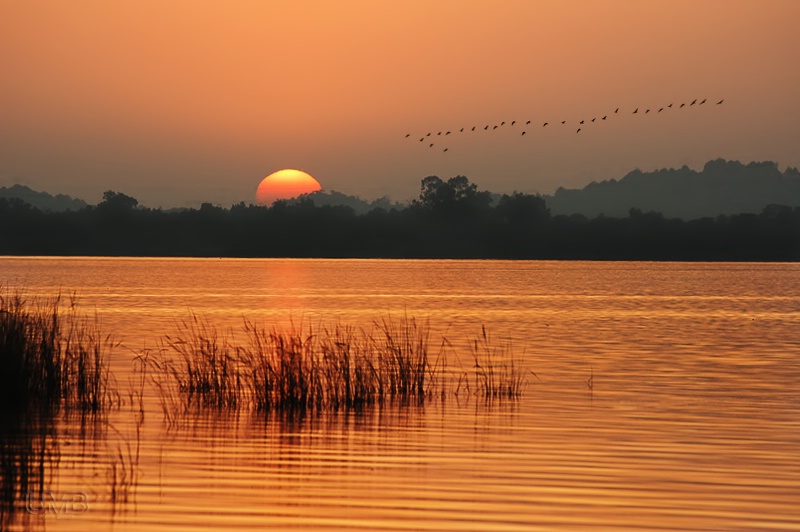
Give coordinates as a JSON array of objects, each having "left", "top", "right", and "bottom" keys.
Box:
[{"left": 404, "top": 98, "right": 725, "bottom": 152}]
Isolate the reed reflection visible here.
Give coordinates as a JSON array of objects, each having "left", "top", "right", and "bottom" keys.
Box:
[{"left": 0, "top": 291, "right": 140, "bottom": 529}]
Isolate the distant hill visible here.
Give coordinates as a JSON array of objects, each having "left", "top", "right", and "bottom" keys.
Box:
[
  {"left": 545, "top": 159, "right": 800, "bottom": 220},
  {"left": 0, "top": 184, "right": 87, "bottom": 212}
]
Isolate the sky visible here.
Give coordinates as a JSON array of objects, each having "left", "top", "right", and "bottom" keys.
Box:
[{"left": 1, "top": 0, "right": 799, "bottom": 208}]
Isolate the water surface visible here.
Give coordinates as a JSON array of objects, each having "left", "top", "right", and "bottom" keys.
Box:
[{"left": 2, "top": 258, "right": 799, "bottom": 530}]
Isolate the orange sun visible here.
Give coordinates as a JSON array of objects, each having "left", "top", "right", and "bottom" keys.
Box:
[{"left": 255, "top": 169, "right": 322, "bottom": 206}]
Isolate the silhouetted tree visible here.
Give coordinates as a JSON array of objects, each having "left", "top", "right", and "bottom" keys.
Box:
[
  {"left": 98, "top": 191, "right": 139, "bottom": 211},
  {"left": 0, "top": 177, "right": 798, "bottom": 260},
  {"left": 418, "top": 175, "right": 491, "bottom": 213},
  {"left": 496, "top": 192, "right": 550, "bottom": 227}
]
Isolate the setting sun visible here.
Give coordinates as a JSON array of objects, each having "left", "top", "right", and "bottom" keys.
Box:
[{"left": 255, "top": 169, "right": 322, "bottom": 206}]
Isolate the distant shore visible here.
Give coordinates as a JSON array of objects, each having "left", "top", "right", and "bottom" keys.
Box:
[{"left": 2, "top": 173, "right": 798, "bottom": 261}]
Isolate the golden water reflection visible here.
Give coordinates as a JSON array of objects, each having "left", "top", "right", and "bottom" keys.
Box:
[{"left": 1, "top": 258, "right": 798, "bottom": 530}]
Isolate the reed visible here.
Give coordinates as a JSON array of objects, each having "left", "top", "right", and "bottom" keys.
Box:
[
  {"left": 151, "top": 314, "right": 527, "bottom": 417},
  {"left": 0, "top": 290, "right": 118, "bottom": 413},
  {"left": 469, "top": 325, "right": 527, "bottom": 399},
  {"left": 160, "top": 314, "right": 242, "bottom": 410}
]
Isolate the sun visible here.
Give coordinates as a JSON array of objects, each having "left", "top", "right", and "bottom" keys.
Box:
[{"left": 255, "top": 169, "right": 322, "bottom": 206}]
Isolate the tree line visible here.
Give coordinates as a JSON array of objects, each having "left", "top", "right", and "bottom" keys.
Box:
[{"left": 1, "top": 177, "right": 798, "bottom": 260}]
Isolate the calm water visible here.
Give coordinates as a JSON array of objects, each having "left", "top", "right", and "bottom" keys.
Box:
[{"left": 2, "top": 257, "right": 799, "bottom": 531}]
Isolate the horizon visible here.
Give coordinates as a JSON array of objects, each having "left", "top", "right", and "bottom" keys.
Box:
[
  {"left": 4, "top": 157, "right": 798, "bottom": 210},
  {"left": 2, "top": 1, "right": 799, "bottom": 209}
]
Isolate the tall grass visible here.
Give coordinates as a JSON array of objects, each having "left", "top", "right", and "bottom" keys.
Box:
[
  {"left": 0, "top": 291, "right": 118, "bottom": 413},
  {"left": 469, "top": 325, "right": 527, "bottom": 399},
  {"left": 150, "top": 314, "right": 527, "bottom": 417},
  {"left": 160, "top": 314, "right": 242, "bottom": 410}
]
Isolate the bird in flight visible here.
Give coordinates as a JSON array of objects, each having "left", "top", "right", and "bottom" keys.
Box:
[{"left": 408, "top": 94, "right": 726, "bottom": 152}]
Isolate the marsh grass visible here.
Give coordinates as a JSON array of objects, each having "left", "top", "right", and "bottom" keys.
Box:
[
  {"left": 0, "top": 291, "right": 118, "bottom": 413},
  {"left": 150, "top": 314, "right": 529, "bottom": 417},
  {"left": 469, "top": 325, "right": 527, "bottom": 399}
]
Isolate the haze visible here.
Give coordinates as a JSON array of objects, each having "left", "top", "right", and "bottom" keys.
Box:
[{"left": 1, "top": 0, "right": 798, "bottom": 208}]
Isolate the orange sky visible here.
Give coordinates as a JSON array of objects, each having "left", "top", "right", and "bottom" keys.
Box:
[{"left": 1, "top": 0, "right": 798, "bottom": 207}]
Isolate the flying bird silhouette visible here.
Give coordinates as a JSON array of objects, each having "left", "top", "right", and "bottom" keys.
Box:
[
  {"left": 501, "top": 121, "right": 506, "bottom": 126},
  {"left": 472, "top": 126, "right": 476, "bottom": 131},
  {"left": 405, "top": 133, "right": 410, "bottom": 138},
  {"left": 526, "top": 120, "right": 531, "bottom": 125},
  {"left": 521, "top": 131, "right": 526, "bottom": 136},
  {"left": 484, "top": 125, "right": 489, "bottom": 130},
  {"left": 443, "top": 148, "right": 448, "bottom": 152},
  {"left": 493, "top": 125, "right": 498, "bottom": 130},
  {"left": 460, "top": 128, "right": 464, "bottom": 132},
  {"left": 645, "top": 109, "right": 650, "bottom": 113},
  {"left": 561, "top": 120, "right": 566, "bottom": 124},
  {"left": 615, "top": 108, "right": 619, "bottom": 113},
  {"left": 576, "top": 128, "right": 581, "bottom": 133},
  {"left": 446, "top": 131, "right": 451, "bottom": 135},
  {"left": 668, "top": 103, "right": 673, "bottom": 108},
  {"left": 543, "top": 122, "right": 548, "bottom": 127},
  {"left": 700, "top": 99, "right": 707, "bottom": 104},
  {"left": 633, "top": 108, "right": 639, "bottom": 114},
  {"left": 511, "top": 120, "right": 516, "bottom": 125},
  {"left": 591, "top": 118, "right": 596, "bottom": 122},
  {"left": 580, "top": 120, "right": 585, "bottom": 124},
  {"left": 680, "top": 103, "right": 685, "bottom": 108},
  {"left": 602, "top": 116, "right": 607, "bottom": 120},
  {"left": 691, "top": 99, "right": 697, "bottom": 106},
  {"left": 658, "top": 108, "right": 664, "bottom": 112},
  {"left": 717, "top": 99, "right": 724, "bottom": 104}
]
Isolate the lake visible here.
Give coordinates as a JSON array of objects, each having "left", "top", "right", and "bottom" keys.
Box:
[{"left": 2, "top": 257, "right": 799, "bottom": 530}]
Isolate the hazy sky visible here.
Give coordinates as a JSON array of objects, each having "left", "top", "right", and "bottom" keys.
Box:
[{"left": 2, "top": 0, "right": 798, "bottom": 208}]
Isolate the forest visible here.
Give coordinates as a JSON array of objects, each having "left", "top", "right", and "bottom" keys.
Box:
[{"left": 1, "top": 175, "right": 798, "bottom": 261}]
